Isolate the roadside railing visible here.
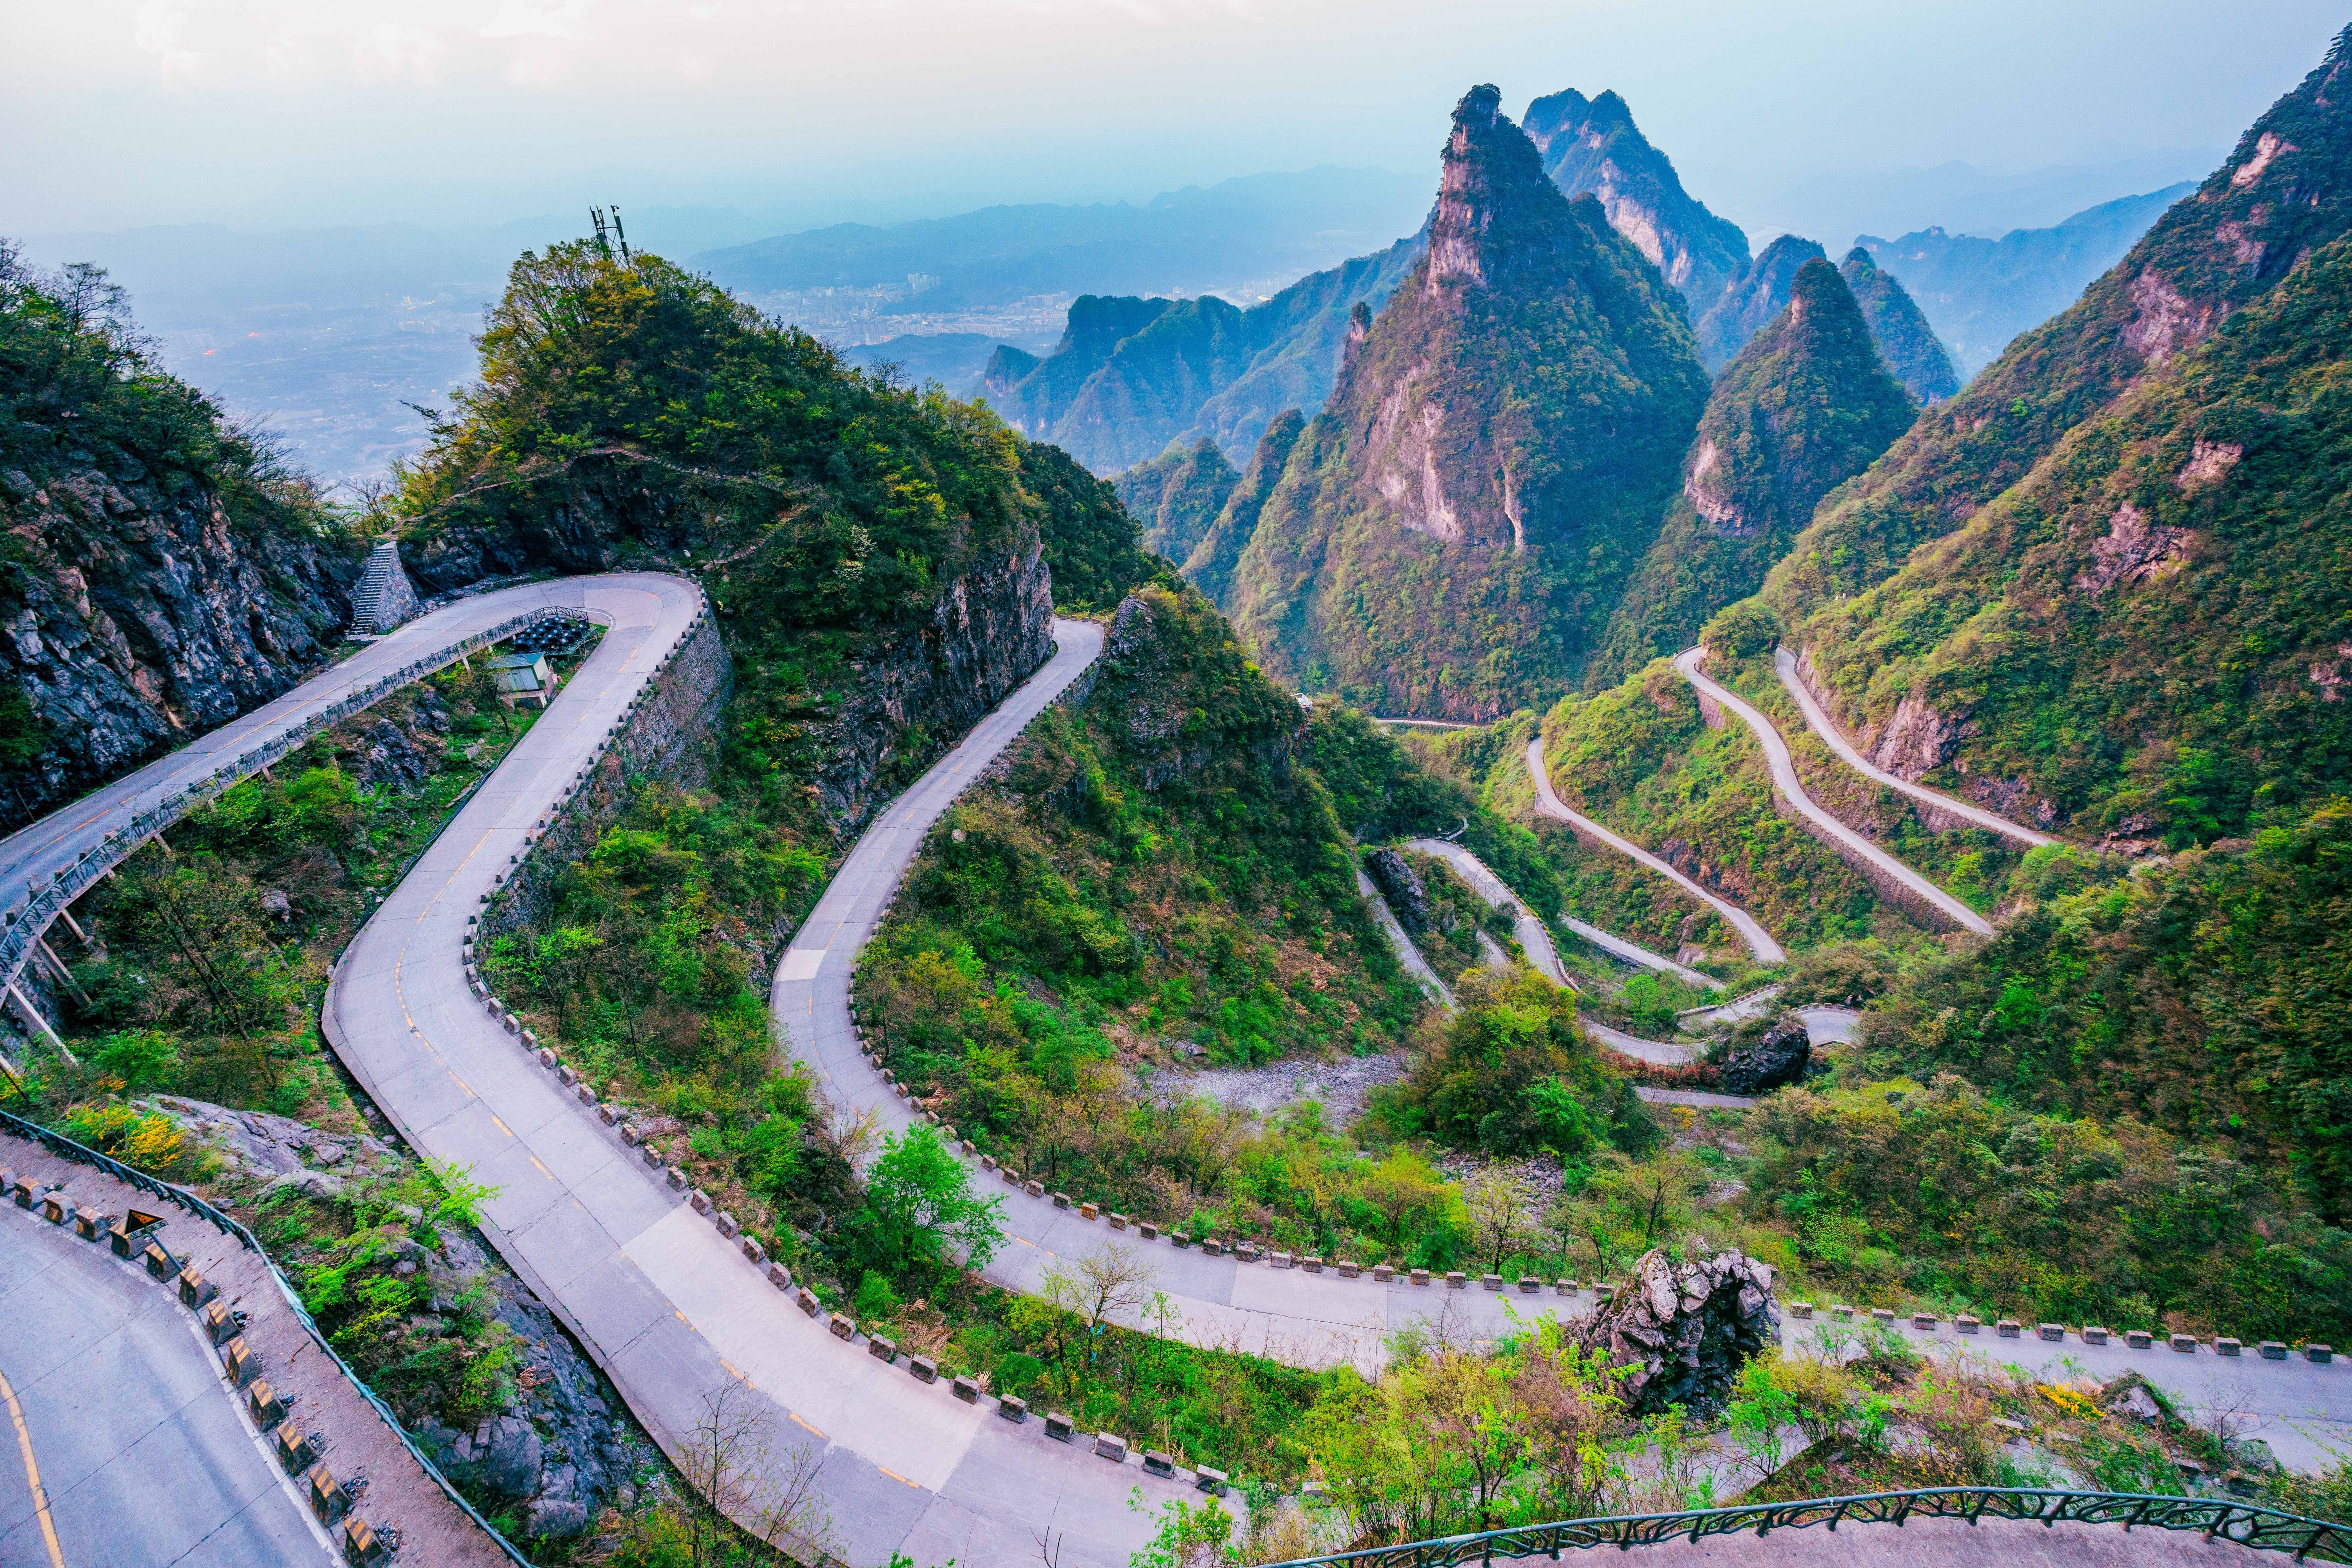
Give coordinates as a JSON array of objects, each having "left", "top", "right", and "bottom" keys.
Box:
[
  {"left": 0, "top": 1068, "right": 532, "bottom": 1562},
  {"left": 0, "top": 606, "right": 582, "bottom": 998},
  {"left": 1257, "top": 1488, "right": 2352, "bottom": 1567}
]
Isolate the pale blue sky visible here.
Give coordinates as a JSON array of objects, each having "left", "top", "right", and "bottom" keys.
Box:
[{"left": 3, "top": 0, "right": 2341, "bottom": 234}]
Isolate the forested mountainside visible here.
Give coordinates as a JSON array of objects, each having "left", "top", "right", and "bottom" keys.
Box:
[
  {"left": 1860, "top": 181, "right": 2197, "bottom": 374},
  {"left": 1593, "top": 258, "right": 1917, "bottom": 685},
  {"left": 978, "top": 237, "right": 1423, "bottom": 471},
  {"left": 1113, "top": 436, "right": 1238, "bottom": 562},
  {"left": 1767, "top": 33, "right": 2352, "bottom": 848},
  {"left": 0, "top": 246, "right": 361, "bottom": 833},
  {"left": 1182, "top": 409, "right": 1306, "bottom": 605},
  {"left": 1695, "top": 235, "right": 1825, "bottom": 371},
  {"left": 396, "top": 239, "right": 1145, "bottom": 836},
  {"left": 1522, "top": 87, "right": 1752, "bottom": 316},
  {"left": 1838, "top": 248, "right": 1960, "bottom": 403},
  {"left": 1223, "top": 86, "right": 1710, "bottom": 720}
]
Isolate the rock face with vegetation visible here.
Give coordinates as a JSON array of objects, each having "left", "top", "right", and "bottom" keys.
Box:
[
  {"left": 1522, "top": 87, "right": 1752, "bottom": 317},
  {"left": 1114, "top": 436, "right": 1239, "bottom": 562},
  {"left": 1770, "top": 33, "right": 2352, "bottom": 848},
  {"left": 1695, "top": 235, "right": 1827, "bottom": 372},
  {"left": 0, "top": 247, "right": 361, "bottom": 833},
  {"left": 1594, "top": 258, "right": 1918, "bottom": 683},
  {"left": 1224, "top": 86, "right": 1710, "bottom": 719},
  {"left": 1182, "top": 409, "right": 1305, "bottom": 606},
  {"left": 1838, "top": 248, "right": 1960, "bottom": 404},
  {"left": 982, "top": 240, "right": 1425, "bottom": 473},
  {"left": 1577, "top": 1247, "right": 1778, "bottom": 1418}
]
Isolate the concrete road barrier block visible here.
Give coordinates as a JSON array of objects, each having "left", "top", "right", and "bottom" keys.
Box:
[
  {"left": 558, "top": 1065, "right": 579, "bottom": 1086},
  {"left": 1044, "top": 1412, "right": 1075, "bottom": 1442},
  {"left": 1139, "top": 1224, "right": 1159, "bottom": 1241},
  {"left": 1481, "top": 1274, "right": 1503, "bottom": 1292},
  {"left": 1051, "top": 1192, "right": 1071, "bottom": 1210},
  {"left": 910, "top": 1357, "right": 938, "bottom": 1384},
  {"left": 108, "top": 1221, "right": 135, "bottom": 1258},
  {"left": 1023, "top": 1181, "right": 1044, "bottom": 1198},
  {"left": 2309, "top": 1344, "right": 2334, "bottom": 1363},
  {"left": 1446, "top": 1272, "right": 1466, "bottom": 1289},
  {"left": 144, "top": 1241, "right": 173, "bottom": 1280},
  {"left": 1170, "top": 1232, "right": 1191, "bottom": 1249},
  {"left": 868, "top": 1336, "right": 897, "bottom": 1363},
  {"left": 11, "top": 1178, "right": 38, "bottom": 1208},
  {"left": 997, "top": 1395, "right": 1028, "bottom": 1424},
  {"left": 2217, "top": 1337, "right": 2243, "bottom": 1357},
  {"left": 1270, "top": 1252, "right": 1291, "bottom": 1270},
  {"left": 715, "top": 1212, "right": 739, "bottom": 1239},
  {"left": 1912, "top": 1314, "right": 1937, "bottom": 1331},
  {"left": 2084, "top": 1327, "right": 2110, "bottom": 1345},
  {"left": 828, "top": 1313, "right": 854, "bottom": 1340},
  {"left": 2261, "top": 1340, "right": 2288, "bottom": 1360},
  {"left": 766, "top": 1263, "right": 792, "bottom": 1291},
  {"left": 538, "top": 1047, "right": 558, "bottom": 1068},
  {"left": 1789, "top": 1302, "right": 1814, "bottom": 1319},
  {"left": 596, "top": 1103, "right": 616, "bottom": 1124},
  {"left": 1955, "top": 1315, "right": 1979, "bottom": 1333},
  {"left": 1870, "top": 1308, "right": 1895, "bottom": 1325},
  {"left": 619, "top": 1124, "right": 641, "bottom": 1146},
  {"left": 1595, "top": 1284, "right": 1617, "bottom": 1303},
  {"left": 1093, "top": 1433, "right": 1127, "bottom": 1462},
  {"left": 2039, "top": 1323, "right": 2064, "bottom": 1342},
  {"left": 1199, "top": 1239, "right": 1222, "bottom": 1258},
  {"left": 1997, "top": 1320, "right": 2022, "bottom": 1338},
  {"left": 1338, "top": 1261, "right": 1360, "bottom": 1279},
  {"left": 1143, "top": 1451, "right": 1175, "bottom": 1478},
  {"left": 1517, "top": 1276, "right": 1540, "bottom": 1294},
  {"left": 178, "top": 1268, "right": 215, "bottom": 1308},
  {"left": 666, "top": 1166, "right": 687, "bottom": 1190},
  {"left": 73, "top": 1210, "right": 109, "bottom": 1242},
  {"left": 202, "top": 1302, "right": 236, "bottom": 1344},
  {"left": 689, "top": 1189, "right": 711, "bottom": 1215},
  {"left": 1236, "top": 1244, "right": 1260, "bottom": 1263},
  {"left": 248, "top": 1380, "right": 285, "bottom": 1429},
  {"left": 224, "top": 1337, "right": 260, "bottom": 1387},
  {"left": 952, "top": 1375, "right": 979, "bottom": 1404},
  {"left": 796, "top": 1290, "right": 819, "bottom": 1318},
  {"left": 980, "top": 1155, "right": 997, "bottom": 1171},
  {"left": 1078, "top": 1203, "right": 1097, "bottom": 1221},
  {"left": 40, "top": 1194, "right": 70, "bottom": 1226},
  {"left": 1373, "top": 1265, "right": 1393, "bottom": 1283},
  {"left": 1107, "top": 1212, "right": 1126, "bottom": 1230},
  {"left": 2170, "top": 1333, "right": 2198, "bottom": 1353},
  {"left": 275, "top": 1423, "right": 315, "bottom": 1473},
  {"left": 2127, "top": 1330, "right": 2154, "bottom": 1349},
  {"left": 306, "top": 1463, "right": 350, "bottom": 1524},
  {"left": 342, "top": 1515, "right": 389, "bottom": 1565},
  {"left": 1195, "top": 1466, "right": 1228, "bottom": 1495},
  {"left": 741, "top": 1236, "right": 766, "bottom": 1265}
]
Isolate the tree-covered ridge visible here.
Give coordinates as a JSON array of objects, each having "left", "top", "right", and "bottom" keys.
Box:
[
  {"left": 1522, "top": 87, "right": 1752, "bottom": 316},
  {"left": 1593, "top": 258, "right": 1917, "bottom": 685},
  {"left": 1790, "top": 229, "right": 2352, "bottom": 846},
  {"left": 1839, "top": 248, "right": 1960, "bottom": 404},
  {"left": 1113, "top": 436, "right": 1239, "bottom": 563},
  {"left": 1765, "top": 28, "right": 2352, "bottom": 631},
  {"left": 1018, "top": 438, "right": 1163, "bottom": 614},
  {"left": 980, "top": 240, "right": 1425, "bottom": 475},
  {"left": 1694, "top": 235, "right": 1826, "bottom": 372},
  {"left": 1181, "top": 409, "right": 1305, "bottom": 607},
  {"left": 1224, "top": 86, "right": 1710, "bottom": 720}
]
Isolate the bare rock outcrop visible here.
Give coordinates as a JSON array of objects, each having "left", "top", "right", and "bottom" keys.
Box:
[
  {"left": 1577, "top": 1247, "right": 1779, "bottom": 1418},
  {"left": 1713, "top": 1014, "right": 1813, "bottom": 1096},
  {"left": 1366, "top": 847, "right": 1432, "bottom": 932}
]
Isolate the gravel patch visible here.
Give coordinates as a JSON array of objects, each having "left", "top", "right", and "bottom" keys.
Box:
[{"left": 1167, "top": 1052, "right": 1408, "bottom": 1126}]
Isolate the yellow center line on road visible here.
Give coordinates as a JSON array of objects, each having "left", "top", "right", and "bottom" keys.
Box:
[
  {"left": 878, "top": 1465, "right": 921, "bottom": 1489},
  {"left": 490, "top": 1116, "right": 512, "bottom": 1137},
  {"left": 0, "top": 1365, "right": 66, "bottom": 1568},
  {"left": 528, "top": 1157, "right": 553, "bottom": 1181},
  {"left": 789, "top": 1413, "right": 826, "bottom": 1439}
]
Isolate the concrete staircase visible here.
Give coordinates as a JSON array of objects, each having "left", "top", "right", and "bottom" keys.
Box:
[{"left": 350, "top": 539, "right": 420, "bottom": 635}]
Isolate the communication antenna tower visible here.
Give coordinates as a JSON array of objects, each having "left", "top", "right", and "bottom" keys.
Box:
[{"left": 611, "top": 206, "right": 632, "bottom": 263}]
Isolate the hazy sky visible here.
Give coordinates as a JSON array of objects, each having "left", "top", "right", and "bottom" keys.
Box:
[{"left": 5, "top": 0, "right": 2343, "bottom": 235}]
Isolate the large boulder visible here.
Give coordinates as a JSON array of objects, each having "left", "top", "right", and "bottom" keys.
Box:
[
  {"left": 1715, "top": 1014, "right": 1811, "bottom": 1096},
  {"left": 1577, "top": 1247, "right": 1778, "bottom": 1418},
  {"left": 1366, "top": 848, "right": 1431, "bottom": 932}
]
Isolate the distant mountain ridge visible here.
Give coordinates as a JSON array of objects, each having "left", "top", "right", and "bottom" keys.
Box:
[{"left": 1857, "top": 183, "right": 2195, "bottom": 373}]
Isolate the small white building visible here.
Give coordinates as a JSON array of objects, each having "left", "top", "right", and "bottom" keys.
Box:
[{"left": 486, "top": 651, "right": 553, "bottom": 708}]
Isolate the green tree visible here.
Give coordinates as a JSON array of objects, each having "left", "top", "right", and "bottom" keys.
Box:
[{"left": 865, "top": 1125, "right": 1005, "bottom": 1271}]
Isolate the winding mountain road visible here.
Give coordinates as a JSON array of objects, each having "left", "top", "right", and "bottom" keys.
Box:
[
  {"left": 1403, "top": 837, "right": 1566, "bottom": 986},
  {"left": 1773, "top": 649, "right": 2057, "bottom": 849},
  {"left": 1672, "top": 650, "right": 1994, "bottom": 937},
  {"left": 1523, "top": 737, "right": 1787, "bottom": 964},
  {"left": 12, "top": 573, "right": 2348, "bottom": 1563}
]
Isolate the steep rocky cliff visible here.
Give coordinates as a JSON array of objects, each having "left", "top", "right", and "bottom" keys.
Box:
[
  {"left": 1224, "top": 86, "right": 1710, "bottom": 719},
  {"left": 0, "top": 252, "right": 361, "bottom": 833},
  {"left": 1523, "top": 87, "right": 1752, "bottom": 318},
  {"left": 1593, "top": 258, "right": 1916, "bottom": 683}
]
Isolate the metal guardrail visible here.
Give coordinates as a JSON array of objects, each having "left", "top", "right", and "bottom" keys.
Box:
[
  {"left": 0, "top": 1065, "right": 534, "bottom": 1562},
  {"left": 1258, "top": 1488, "right": 2352, "bottom": 1567},
  {"left": 0, "top": 606, "right": 582, "bottom": 999}
]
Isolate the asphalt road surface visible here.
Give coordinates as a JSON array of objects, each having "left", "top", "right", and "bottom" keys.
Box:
[{"left": 0, "top": 1194, "right": 328, "bottom": 1566}]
